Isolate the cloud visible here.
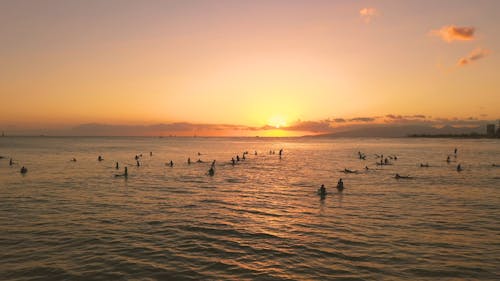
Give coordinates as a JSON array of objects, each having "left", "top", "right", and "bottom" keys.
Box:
[
  {"left": 349, "top": 117, "right": 376, "bottom": 122},
  {"left": 359, "top": 8, "right": 377, "bottom": 23},
  {"left": 286, "top": 120, "right": 332, "bottom": 132},
  {"left": 457, "top": 48, "right": 491, "bottom": 66},
  {"left": 385, "top": 114, "right": 426, "bottom": 121},
  {"left": 9, "top": 114, "right": 496, "bottom": 137},
  {"left": 431, "top": 25, "right": 475, "bottom": 42}
]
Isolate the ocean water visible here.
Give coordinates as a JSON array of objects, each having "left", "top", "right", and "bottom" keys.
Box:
[{"left": 0, "top": 136, "right": 499, "bottom": 280}]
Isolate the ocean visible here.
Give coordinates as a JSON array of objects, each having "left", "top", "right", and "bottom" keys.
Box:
[{"left": 1, "top": 136, "right": 499, "bottom": 280}]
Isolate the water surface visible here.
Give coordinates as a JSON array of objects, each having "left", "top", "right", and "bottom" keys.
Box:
[{"left": 1, "top": 137, "right": 499, "bottom": 280}]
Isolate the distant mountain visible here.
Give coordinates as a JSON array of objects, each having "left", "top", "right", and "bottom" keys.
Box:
[{"left": 313, "top": 125, "right": 482, "bottom": 138}]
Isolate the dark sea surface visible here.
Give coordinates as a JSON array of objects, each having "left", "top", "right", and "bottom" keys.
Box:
[{"left": 1, "top": 137, "right": 499, "bottom": 280}]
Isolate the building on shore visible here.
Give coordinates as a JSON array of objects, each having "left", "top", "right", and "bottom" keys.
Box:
[{"left": 486, "top": 124, "right": 496, "bottom": 136}]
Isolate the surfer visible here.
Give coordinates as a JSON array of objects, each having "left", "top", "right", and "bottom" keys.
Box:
[
  {"left": 395, "top": 173, "right": 412, "bottom": 179},
  {"left": 337, "top": 179, "right": 344, "bottom": 191},
  {"left": 98, "top": 155, "right": 103, "bottom": 161},
  {"left": 208, "top": 167, "right": 215, "bottom": 176},
  {"left": 344, "top": 168, "right": 357, "bottom": 174},
  {"left": 115, "top": 166, "right": 128, "bottom": 178},
  {"left": 318, "top": 184, "right": 326, "bottom": 197},
  {"left": 20, "top": 166, "right": 27, "bottom": 174}
]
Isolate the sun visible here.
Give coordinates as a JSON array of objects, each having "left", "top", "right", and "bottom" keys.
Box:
[{"left": 268, "top": 115, "right": 287, "bottom": 129}]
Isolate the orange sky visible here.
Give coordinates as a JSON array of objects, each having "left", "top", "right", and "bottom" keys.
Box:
[{"left": 1, "top": 1, "right": 499, "bottom": 136}]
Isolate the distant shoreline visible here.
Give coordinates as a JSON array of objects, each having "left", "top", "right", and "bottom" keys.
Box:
[{"left": 407, "top": 133, "right": 500, "bottom": 139}]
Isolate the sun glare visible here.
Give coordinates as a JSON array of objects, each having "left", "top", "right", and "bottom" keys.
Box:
[{"left": 268, "top": 115, "right": 287, "bottom": 129}]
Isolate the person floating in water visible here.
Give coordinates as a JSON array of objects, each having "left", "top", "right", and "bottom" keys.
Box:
[
  {"left": 420, "top": 163, "right": 429, "bottom": 167},
  {"left": 343, "top": 168, "right": 357, "bottom": 174},
  {"left": 365, "top": 166, "right": 369, "bottom": 170},
  {"left": 395, "top": 173, "right": 412, "bottom": 179},
  {"left": 115, "top": 166, "right": 128, "bottom": 178},
  {"left": 70, "top": 158, "right": 77, "bottom": 162},
  {"left": 446, "top": 156, "right": 451, "bottom": 163},
  {"left": 208, "top": 166, "right": 215, "bottom": 176},
  {"left": 337, "top": 179, "right": 344, "bottom": 191},
  {"left": 457, "top": 164, "right": 462, "bottom": 172},
  {"left": 318, "top": 184, "right": 326, "bottom": 197},
  {"left": 20, "top": 166, "right": 27, "bottom": 174},
  {"left": 254, "top": 150, "right": 258, "bottom": 156},
  {"left": 98, "top": 155, "right": 103, "bottom": 161},
  {"left": 196, "top": 159, "right": 203, "bottom": 163},
  {"left": 358, "top": 151, "right": 366, "bottom": 160}
]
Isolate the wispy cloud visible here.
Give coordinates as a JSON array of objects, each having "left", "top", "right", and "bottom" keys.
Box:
[
  {"left": 359, "top": 8, "right": 377, "bottom": 23},
  {"left": 457, "top": 47, "right": 491, "bottom": 66},
  {"left": 431, "top": 25, "right": 475, "bottom": 42},
  {"left": 349, "top": 117, "right": 376, "bottom": 122},
  {"left": 286, "top": 120, "right": 332, "bottom": 132}
]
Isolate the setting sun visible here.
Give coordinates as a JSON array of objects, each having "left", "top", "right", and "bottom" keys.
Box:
[{"left": 268, "top": 115, "right": 288, "bottom": 129}]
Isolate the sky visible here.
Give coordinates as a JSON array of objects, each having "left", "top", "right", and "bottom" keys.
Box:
[{"left": 1, "top": 0, "right": 499, "bottom": 136}]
